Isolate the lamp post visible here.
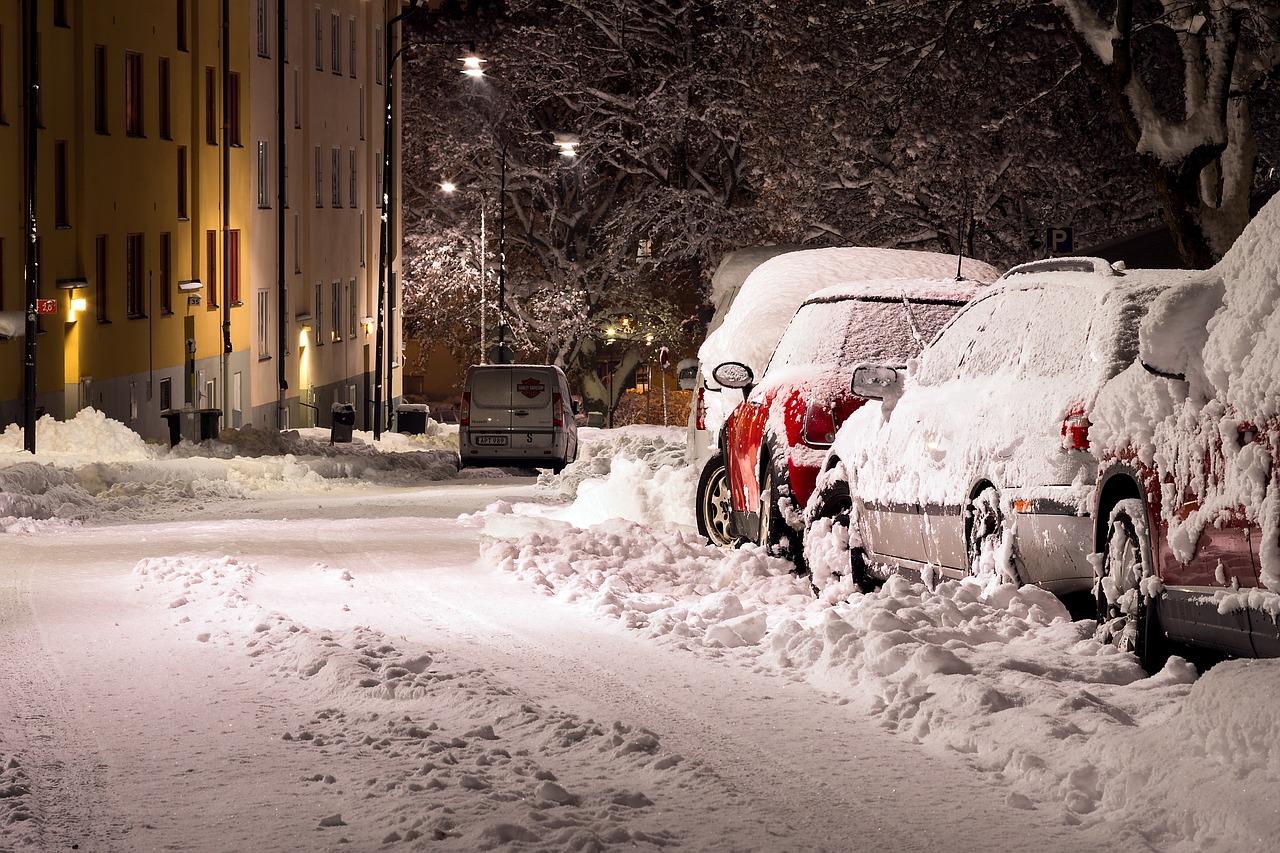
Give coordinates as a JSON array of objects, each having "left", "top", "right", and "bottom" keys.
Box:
[
  {"left": 374, "top": 0, "right": 477, "bottom": 437},
  {"left": 440, "top": 182, "right": 487, "bottom": 363}
]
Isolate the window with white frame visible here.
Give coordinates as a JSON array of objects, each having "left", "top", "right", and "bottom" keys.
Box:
[
  {"left": 257, "top": 288, "right": 271, "bottom": 358},
  {"left": 331, "top": 146, "right": 341, "bottom": 207},
  {"left": 257, "top": 0, "right": 269, "bottom": 57},
  {"left": 331, "top": 12, "right": 341, "bottom": 74},
  {"left": 314, "top": 282, "right": 324, "bottom": 345},
  {"left": 314, "top": 144, "right": 322, "bottom": 207},
  {"left": 375, "top": 27, "right": 382, "bottom": 84},
  {"left": 257, "top": 140, "right": 270, "bottom": 207},
  {"left": 348, "top": 148, "right": 356, "bottom": 208},
  {"left": 348, "top": 16, "right": 356, "bottom": 78},
  {"left": 331, "top": 280, "right": 342, "bottom": 341},
  {"left": 313, "top": 6, "right": 323, "bottom": 71},
  {"left": 349, "top": 278, "right": 357, "bottom": 338}
]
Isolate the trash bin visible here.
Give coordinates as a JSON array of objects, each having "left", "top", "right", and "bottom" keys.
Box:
[
  {"left": 160, "top": 408, "right": 222, "bottom": 446},
  {"left": 396, "top": 403, "right": 428, "bottom": 435},
  {"left": 330, "top": 402, "right": 355, "bottom": 444},
  {"left": 586, "top": 410, "right": 606, "bottom": 428}
]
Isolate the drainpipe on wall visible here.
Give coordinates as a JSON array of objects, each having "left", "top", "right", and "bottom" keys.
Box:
[
  {"left": 221, "top": 0, "right": 232, "bottom": 419},
  {"left": 276, "top": 0, "right": 287, "bottom": 428},
  {"left": 21, "top": 0, "right": 39, "bottom": 454}
]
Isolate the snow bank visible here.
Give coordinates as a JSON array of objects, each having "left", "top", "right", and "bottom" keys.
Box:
[{"left": 0, "top": 409, "right": 460, "bottom": 527}]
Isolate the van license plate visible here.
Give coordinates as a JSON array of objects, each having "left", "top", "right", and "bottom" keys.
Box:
[{"left": 474, "top": 435, "right": 508, "bottom": 446}]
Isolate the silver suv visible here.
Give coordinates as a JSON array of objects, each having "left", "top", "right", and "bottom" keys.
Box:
[{"left": 807, "top": 258, "right": 1178, "bottom": 596}]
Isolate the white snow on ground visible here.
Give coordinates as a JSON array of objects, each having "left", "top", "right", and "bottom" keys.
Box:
[{"left": 2, "top": 412, "right": 1279, "bottom": 851}]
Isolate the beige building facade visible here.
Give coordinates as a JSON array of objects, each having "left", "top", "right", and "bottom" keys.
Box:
[{"left": 0, "top": 0, "right": 406, "bottom": 443}]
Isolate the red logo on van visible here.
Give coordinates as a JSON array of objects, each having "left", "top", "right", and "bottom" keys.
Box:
[{"left": 517, "top": 378, "right": 546, "bottom": 399}]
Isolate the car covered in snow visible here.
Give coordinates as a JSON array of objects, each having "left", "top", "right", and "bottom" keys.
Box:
[
  {"left": 712, "top": 275, "right": 991, "bottom": 568},
  {"left": 1088, "top": 195, "right": 1280, "bottom": 672},
  {"left": 692, "top": 247, "right": 1000, "bottom": 549},
  {"left": 807, "top": 257, "right": 1181, "bottom": 600}
]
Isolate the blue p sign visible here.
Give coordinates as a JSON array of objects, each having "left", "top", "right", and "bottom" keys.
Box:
[{"left": 1047, "top": 226, "right": 1074, "bottom": 254}]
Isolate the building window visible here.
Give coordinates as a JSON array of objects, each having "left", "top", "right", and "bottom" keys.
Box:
[
  {"left": 294, "top": 213, "right": 301, "bottom": 273},
  {"left": 358, "top": 85, "right": 365, "bottom": 139},
  {"left": 205, "top": 67, "right": 217, "bottom": 144},
  {"left": 125, "top": 51, "right": 144, "bottom": 136},
  {"left": 228, "top": 72, "right": 241, "bottom": 146},
  {"left": 95, "top": 235, "right": 109, "bottom": 322},
  {"left": 257, "top": 289, "right": 272, "bottom": 358},
  {"left": 54, "top": 0, "right": 69, "bottom": 27},
  {"left": 314, "top": 282, "right": 324, "bottom": 345},
  {"left": 158, "top": 57, "right": 171, "bottom": 139},
  {"left": 314, "top": 6, "right": 323, "bottom": 71},
  {"left": 177, "top": 145, "right": 188, "bottom": 219},
  {"left": 331, "top": 280, "right": 342, "bottom": 341},
  {"left": 375, "top": 27, "right": 382, "bottom": 84},
  {"left": 374, "top": 150, "right": 382, "bottom": 208},
  {"left": 160, "top": 377, "right": 173, "bottom": 411},
  {"left": 229, "top": 230, "right": 241, "bottom": 305},
  {"left": 94, "top": 45, "right": 108, "bottom": 134},
  {"left": 282, "top": 141, "right": 289, "bottom": 208},
  {"left": 257, "top": 141, "right": 270, "bottom": 207},
  {"left": 331, "top": 146, "right": 341, "bottom": 208},
  {"left": 349, "top": 16, "right": 356, "bottom": 78},
  {"left": 283, "top": 2, "right": 289, "bottom": 63},
  {"left": 349, "top": 148, "right": 356, "bottom": 208},
  {"left": 126, "top": 233, "right": 145, "bottom": 318},
  {"left": 331, "top": 12, "right": 342, "bottom": 75},
  {"left": 360, "top": 210, "right": 365, "bottom": 266},
  {"left": 257, "top": 0, "right": 270, "bottom": 58},
  {"left": 206, "top": 230, "right": 218, "bottom": 309},
  {"left": 349, "top": 278, "right": 357, "bottom": 339},
  {"left": 293, "top": 67, "right": 301, "bottom": 128},
  {"left": 54, "top": 141, "right": 69, "bottom": 228},
  {"left": 314, "top": 145, "right": 323, "bottom": 207},
  {"left": 177, "top": 0, "right": 188, "bottom": 52},
  {"left": 160, "top": 232, "right": 172, "bottom": 315}
]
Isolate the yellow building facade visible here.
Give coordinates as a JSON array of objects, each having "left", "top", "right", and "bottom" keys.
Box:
[{"left": 0, "top": 0, "right": 405, "bottom": 443}]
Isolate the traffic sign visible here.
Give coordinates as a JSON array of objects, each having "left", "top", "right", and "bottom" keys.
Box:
[{"left": 1046, "top": 226, "right": 1074, "bottom": 254}]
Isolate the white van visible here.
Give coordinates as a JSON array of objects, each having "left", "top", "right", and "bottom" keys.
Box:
[{"left": 459, "top": 364, "right": 579, "bottom": 471}]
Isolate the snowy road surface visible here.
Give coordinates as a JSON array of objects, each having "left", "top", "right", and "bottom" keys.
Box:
[{"left": 4, "top": 479, "right": 1115, "bottom": 852}]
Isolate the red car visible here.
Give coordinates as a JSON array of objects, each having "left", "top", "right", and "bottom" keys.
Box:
[
  {"left": 712, "top": 278, "right": 985, "bottom": 567},
  {"left": 1092, "top": 200, "right": 1280, "bottom": 671}
]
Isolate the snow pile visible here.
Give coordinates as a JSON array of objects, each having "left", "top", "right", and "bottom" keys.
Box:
[
  {"left": 0, "top": 409, "right": 460, "bottom": 527},
  {"left": 536, "top": 426, "right": 695, "bottom": 530},
  {"left": 482, "top": 519, "right": 810, "bottom": 648}
]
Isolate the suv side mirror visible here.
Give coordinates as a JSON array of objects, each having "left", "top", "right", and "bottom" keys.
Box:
[
  {"left": 851, "top": 364, "right": 901, "bottom": 400},
  {"left": 712, "top": 361, "right": 755, "bottom": 392}
]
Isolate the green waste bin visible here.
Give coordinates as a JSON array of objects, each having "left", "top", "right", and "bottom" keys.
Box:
[{"left": 330, "top": 402, "right": 355, "bottom": 444}]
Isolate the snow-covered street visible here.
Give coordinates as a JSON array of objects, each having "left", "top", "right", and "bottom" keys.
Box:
[{"left": 3, "top": 414, "right": 1278, "bottom": 851}]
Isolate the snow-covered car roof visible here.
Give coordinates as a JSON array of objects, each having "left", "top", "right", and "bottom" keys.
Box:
[
  {"left": 799, "top": 276, "right": 989, "bottom": 306},
  {"left": 699, "top": 247, "right": 1001, "bottom": 384}
]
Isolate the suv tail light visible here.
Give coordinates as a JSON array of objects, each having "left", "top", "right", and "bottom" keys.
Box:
[
  {"left": 460, "top": 391, "right": 471, "bottom": 427},
  {"left": 552, "top": 392, "right": 564, "bottom": 427},
  {"left": 695, "top": 386, "right": 707, "bottom": 431},
  {"left": 802, "top": 401, "right": 840, "bottom": 447},
  {"left": 1061, "top": 405, "right": 1090, "bottom": 451}
]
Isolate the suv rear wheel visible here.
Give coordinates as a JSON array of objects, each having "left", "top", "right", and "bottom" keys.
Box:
[
  {"left": 1096, "top": 498, "right": 1166, "bottom": 674},
  {"left": 805, "top": 477, "right": 877, "bottom": 594}
]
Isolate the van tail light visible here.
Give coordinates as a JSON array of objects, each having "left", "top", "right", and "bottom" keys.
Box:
[
  {"left": 552, "top": 392, "right": 564, "bottom": 428},
  {"left": 802, "top": 401, "right": 840, "bottom": 448},
  {"left": 695, "top": 386, "right": 707, "bottom": 431},
  {"left": 1061, "top": 405, "right": 1090, "bottom": 451},
  {"left": 460, "top": 391, "right": 471, "bottom": 427}
]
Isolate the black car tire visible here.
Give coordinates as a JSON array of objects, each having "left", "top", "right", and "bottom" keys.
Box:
[
  {"left": 805, "top": 477, "right": 878, "bottom": 594},
  {"left": 759, "top": 463, "right": 804, "bottom": 572},
  {"left": 696, "top": 455, "right": 737, "bottom": 547},
  {"left": 1096, "top": 498, "right": 1167, "bottom": 674}
]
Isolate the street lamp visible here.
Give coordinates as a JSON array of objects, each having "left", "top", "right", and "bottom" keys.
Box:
[
  {"left": 440, "top": 181, "right": 488, "bottom": 363},
  {"left": 374, "top": 0, "right": 478, "bottom": 437}
]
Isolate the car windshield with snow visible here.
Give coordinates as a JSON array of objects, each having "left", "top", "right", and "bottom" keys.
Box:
[
  {"left": 806, "top": 257, "right": 1177, "bottom": 604},
  {"left": 713, "top": 277, "right": 986, "bottom": 568}
]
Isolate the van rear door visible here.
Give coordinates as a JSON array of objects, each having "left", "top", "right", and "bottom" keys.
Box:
[
  {"left": 468, "top": 368, "right": 515, "bottom": 433},
  {"left": 510, "top": 371, "right": 555, "bottom": 431}
]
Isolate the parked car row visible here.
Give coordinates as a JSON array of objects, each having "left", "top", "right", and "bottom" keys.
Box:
[{"left": 700, "top": 195, "right": 1280, "bottom": 674}]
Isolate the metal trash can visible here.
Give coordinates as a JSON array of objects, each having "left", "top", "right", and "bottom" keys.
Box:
[
  {"left": 161, "top": 408, "right": 222, "bottom": 446},
  {"left": 396, "top": 403, "right": 428, "bottom": 435},
  {"left": 330, "top": 402, "right": 355, "bottom": 444}
]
